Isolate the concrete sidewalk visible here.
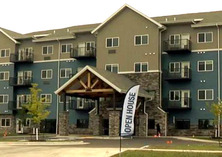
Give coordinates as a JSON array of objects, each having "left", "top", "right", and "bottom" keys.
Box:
[{"left": 172, "top": 136, "right": 219, "bottom": 143}]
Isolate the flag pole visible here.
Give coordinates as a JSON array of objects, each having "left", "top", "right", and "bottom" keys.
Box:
[{"left": 119, "top": 135, "right": 121, "bottom": 157}]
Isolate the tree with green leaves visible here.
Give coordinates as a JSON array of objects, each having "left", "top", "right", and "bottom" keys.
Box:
[
  {"left": 207, "top": 100, "right": 222, "bottom": 137},
  {"left": 23, "top": 83, "right": 50, "bottom": 140}
]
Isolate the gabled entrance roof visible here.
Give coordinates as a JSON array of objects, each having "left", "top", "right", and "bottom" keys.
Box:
[{"left": 55, "top": 66, "right": 151, "bottom": 99}]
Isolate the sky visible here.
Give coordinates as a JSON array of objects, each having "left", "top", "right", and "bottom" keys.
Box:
[{"left": 1, "top": 0, "right": 222, "bottom": 34}]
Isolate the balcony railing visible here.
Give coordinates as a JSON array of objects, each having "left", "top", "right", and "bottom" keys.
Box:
[
  {"left": 10, "top": 52, "right": 34, "bottom": 63},
  {"left": 163, "top": 39, "right": 191, "bottom": 53},
  {"left": 9, "top": 76, "right": 33, "bottom": 87},
  {"left": 70, "top": 47, "right": 96, "bottom": 59},
  {"left": 68, "top": 99, "right": 95, "bottom": 111},
  {"left": 163, "top": 97, "right": 192, "bottom": 110},
  {"left": 164, "top": 68, "right": 191, "bottom": 81}
]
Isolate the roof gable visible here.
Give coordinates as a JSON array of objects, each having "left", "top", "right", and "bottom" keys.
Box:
[
  {"left": 92, "top": 4, "right": 164, "bottom": 34},
  {"left": 0, "top": 28, "right": 20, "bottom": 44}
]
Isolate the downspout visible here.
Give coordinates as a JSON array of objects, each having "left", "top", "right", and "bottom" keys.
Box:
[
  {"left": 216, "top": 24, "right": 220, "bottom": 137},
  {"left": 159, "top": 27, "right": 167, "bottom": 136},
  {"left": 56, "top": 38, "right": 61, "bottom": 135}
]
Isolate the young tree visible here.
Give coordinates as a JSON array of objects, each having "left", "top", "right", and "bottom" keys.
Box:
[
  {"left": 23, "top": 83, "right": 50, "bottom": 140},
  {"left": 208, "top": 100, "right": 222, "bottom": 137}
]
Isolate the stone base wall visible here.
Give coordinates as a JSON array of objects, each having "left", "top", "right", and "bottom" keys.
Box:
[
  {"left": 168, "top": 124, "right": 215, "bottom": 136},
  {"left": 124, "top": 73, "right": 167, "bottom": 136},
  {"left": 0, "top": 114, "right": 16, "bottom": 135},
  {"left": 109, "top": 111, "right": 120, "bottom": 136},
  {"left": 69, "top": 124, "right": 91, "bottom": 134},
  {"left": 59, "top": 112, "right": 69, "bottom": 136},
  {"left": 138, "top": 114, "right": 147, "bottom": 136}
]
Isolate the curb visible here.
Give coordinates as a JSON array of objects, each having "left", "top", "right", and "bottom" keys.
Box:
[{"left": 0, "top": 141, "right": 89, "bottom": 146}]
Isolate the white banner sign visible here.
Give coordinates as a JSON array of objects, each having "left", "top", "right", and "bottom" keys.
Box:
[{"left": 121, "top": 85, "right": 140, "bottom": 137}]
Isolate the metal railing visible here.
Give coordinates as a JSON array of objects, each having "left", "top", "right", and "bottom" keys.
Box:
[
  {"left": 70, "top": 47, "right": 96, "bottom": 58},
  {"left": 9, "top": 76, "right": 33, "bottom": 86},
  {"left": 163, "top": 39, "right": 191, "bottom": 53},
  {"left": 163, "top": 97, "right": 192, "bottom": 110},
  {"left": 10, "top": 52, "right": 34, "bottom": 63},
  {"left": 164, "top": 68, "right": 191, "bottom": 81}
]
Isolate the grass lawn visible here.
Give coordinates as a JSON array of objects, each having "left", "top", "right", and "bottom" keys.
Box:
[
  {"left": 149, "top": 143, "right": 222, "bottom": 150},
  {"left": 112, "top": 150, "right": 222, "bottom": 157}
]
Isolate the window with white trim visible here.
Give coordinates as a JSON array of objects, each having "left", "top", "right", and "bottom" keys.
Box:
[
  {"left": 169, "top": 62, "right": 180, "bottom": 73},
  {"left": 0, "top": 49, "right": 10, "bottom": 58},
  {"left": 198, "top": 60, "right": 213, "bottom": 72},
  {"left": 41, "top": 69, "right": 52, "bottom": 79},
  {"left": 60, "top": 68, "right": 72, "bottom": 78},
  {"left": 59, "top": 95, "right": 71, "bottom": 103},
  {"left": 169, "top": 34, "right": 180, "bottom": 45},
  {"left": 198, "top": 89, "right": 213, "bottom": 101},
  {"left": 41, "top": 94, "right": 52, "bottom": 103},
  {"left": 169, "top": 90, "right": 180, "bottom": 101},
  {"left": 134, "top": 34, "right": 149, "bottom": 45},
  {"left": 0, "top": 71, "right": 9, "bottom": 81},
  {"left": 134, "top": 62, "right": 148, "bottom": 73},
  {"left": 42, "top": 45, "right": 53, "bottom": 55},
  {"left": 198, "top": 32, "right": 213, "bottom": 43},
  {"left": 105, "top": 64, "right": 119, "bottom": 73},
  {"left": 61, "top": 44, "right": 72, "bottom": 53},
  {"left": 0, "top": 95, "right": 8, "bottom": 104},
  {"left": 1, "top": 118, "right": 11, "bottom": 127},
  {"left": 106, "top": 37, "right": 119, "bottom": 48}
]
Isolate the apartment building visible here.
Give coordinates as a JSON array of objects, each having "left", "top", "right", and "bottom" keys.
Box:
[
  {"left": 0, "top": 25, "right": 98, "bottom": 134},
  {"left": 1, "top": 4, "right": 222, "bottom": 136}
]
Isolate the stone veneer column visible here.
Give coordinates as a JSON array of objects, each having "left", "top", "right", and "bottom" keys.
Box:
[
  {"left": 59, "top": 112, "right": 69, "bottom": 136},
  {"left": 92, "top": 115, "right": 103, "bottom": 135},
  {"left": 109, "top": 110, "right": 120, "bottom": 136},
  {"left": 138, "top": 114, "right": 147, "bottom": 137}
]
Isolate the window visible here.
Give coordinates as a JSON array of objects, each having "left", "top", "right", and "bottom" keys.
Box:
[
  {"left": 61, "top": 44, "right": 72, "bottom": 53},
  {"left": 198, "top": 32, "right": 213, "bottom": 43},
  {"left": 105, "top": 64, "right": 119, "bottom": 73},
  {"left": 77, "top": 119, "right": 89, "bottom": 128},
  {"left": 198, "top": 89, "right": 213, "bottom": 101},
  {"left": 169, "top": 90, "right": 180, "bottom": 101},
  {"left": 0, "top": 71, "right": 9, "bottom": 81},
  {"left": 175, "top": 119, "right": 190, "bottom": 129},
  {"left": 86, "top": 42, "right": 95, "bottom": 51},
  {"left": 148, "top": 119, "right": 155, "bottom": 129},
  {"left": 1, "top": 118, "right": 11, "bottom": 127},
  {"left": 169, "top": 62, "right": 180, "bottom": 73},
  {"left": 198, "top": 119, "right": 214, "bottom": 129},
  {"left": 42, "top": 46, "right": 53, "bottom": 55},
  {"left": 106, "top": 37, "right": 119, "bottom": 48},
  {"left": 17, "top": 94, "right": 31, "bottom": 109},
  {"left": 41, "top": 69, "right": 52, "bottom": 79},
  {"left": 41, "top": 94, "right": 52, "bottom": 103},
  {"left": 169, "top": 34, "right": 180, "bottom": 45},
  {"left": 24, "top": 118, "right": 31, "bottom": 127},
  {"left": 135, "top": 34, "right": 149, "bottom": 45},
  {"left": 60, "top": 68, "right": 72, "bottom": 78},
  {"left": 134, "top": 62, "right": 148, "bottom": 73},
  {"left": 0, "top": 49, "right": 10, "bottom": 58},
  {"left": 198, "top": 60, "right": 213, "bottom": 72},
  {"left": 0, "top": 95, "right": 9, "bottom": 104}
]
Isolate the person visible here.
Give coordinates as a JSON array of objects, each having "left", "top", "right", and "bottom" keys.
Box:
[{"left": 156, "top": 123, "right": 161, "bottom": 137}]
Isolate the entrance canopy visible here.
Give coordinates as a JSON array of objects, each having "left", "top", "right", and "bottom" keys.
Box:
[{"left": 55, "top": 66, "right": 151, "bottom": 99}]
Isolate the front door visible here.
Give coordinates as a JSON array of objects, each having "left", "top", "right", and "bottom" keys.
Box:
[
  {"left": 181, "top": 62, "right": 190, "bottom": 78},
  {"left": 16, "top": 119, "right": 23, "bottom": 133},
  {"left": 78, "top": 43, "right": 86, "bottom": 56},
  {"left": 181, "top": 34, "right": 190, "bottom": 48},
  {"left": 181, "top": 90, "right": 190, "bottom": 108},
  {"left": 17, "top": 71, "right": 24, "bottom": 85}
]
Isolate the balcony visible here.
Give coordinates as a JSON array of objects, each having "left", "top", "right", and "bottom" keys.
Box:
[
  {"left": 163, "top": 97, "right": 192, "bottom": 110},
  {"left": 69, "top": 99, "right": 95, "bottom": 111},
  {"left": 10, "top": 52, "right": 34, "bottom": 63},
  {"left": 164, "top": 68, "right": 191, "bottom": 81},
  {"left": 9, "top": 76, "right": 33, "bottom": 87},
  {"left": 70, "top": 47, "right": 96, "bottom": 59},
  {"left": 163, "top": 39, "right": 191, "bottom": 54}
]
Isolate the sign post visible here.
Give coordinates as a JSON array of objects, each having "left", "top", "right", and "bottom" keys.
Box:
[{"left": 119, "top": 85, "right": 140, "bottom": 156}]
